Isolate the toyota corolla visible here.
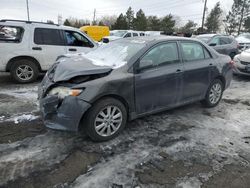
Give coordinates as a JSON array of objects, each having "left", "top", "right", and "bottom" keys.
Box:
[{"left": 39, "top": 36, "right": 233, "bottom": 141}]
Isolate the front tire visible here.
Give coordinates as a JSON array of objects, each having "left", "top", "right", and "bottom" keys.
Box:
[
  {"left": 202, "top": 79, "right": 223, "bottom": 108},
  {"left": 10, "top": 59, "right": 39, "bottom": 83},
  {"left": 84, "top": 98, "right": 127, "bottom": 142}
]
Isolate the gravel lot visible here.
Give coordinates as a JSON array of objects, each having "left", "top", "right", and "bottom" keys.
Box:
[{"left": 0, "top": 72, "right": 250, "bottom": 188}]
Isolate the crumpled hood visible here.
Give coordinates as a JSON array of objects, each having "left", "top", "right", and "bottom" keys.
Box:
[{"left": 53, "top": 56, "right": 112, "bottom": 82}]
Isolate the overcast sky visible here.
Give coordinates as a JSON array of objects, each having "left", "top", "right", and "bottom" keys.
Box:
[{"left": 1, "top": 0, "right": 233, "bottom": 26}]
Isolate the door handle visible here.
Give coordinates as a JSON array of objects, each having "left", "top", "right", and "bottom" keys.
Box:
[
  {"left": 69, "top": 48, "right": 77, "bottom": 52},
  {"left": 32, "top": 47, "right": 42, "bottom": 50},
  {"left": 209, "top": 63, "right": 213, "bottom": 66}
]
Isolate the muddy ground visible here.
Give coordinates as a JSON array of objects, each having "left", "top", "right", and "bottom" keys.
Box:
[{"left": 0, "top": 72, "right": 250, "bottom": 188}]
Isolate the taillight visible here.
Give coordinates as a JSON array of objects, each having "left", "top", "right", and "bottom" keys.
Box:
[
  {"left": 229, "top": 60, "right": 235, "bottom": 68},
  {"left": 237, "top": 43, "right": 240, "bottom": 49}
]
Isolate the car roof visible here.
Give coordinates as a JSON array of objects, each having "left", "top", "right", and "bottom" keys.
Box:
[
  {"left": 197, "top": 34, "right": 232, "bottom": 38},
  {"left": 117, "top": 35, "right": 202, "bottom": 44},
  {"left": 0, "top": 19, "right": 79, "bottom": 31}
]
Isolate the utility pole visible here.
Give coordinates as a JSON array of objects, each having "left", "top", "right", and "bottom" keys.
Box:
[
  {"left": 93, "top": 8, "right": 96, "bottom": 25},
  {"left": 201, "top": 0, "right": 207, "bottom": 32},
  {"left": 238, "top": 0, "right": 246, "bottom": 35},
  {"left": 26, "top": 0, "right": 30, "bottom": 21}
]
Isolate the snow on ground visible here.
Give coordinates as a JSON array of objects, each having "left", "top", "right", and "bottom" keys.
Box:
[{"left": 0, "top": 73, "right": 250, "bottom": 187}]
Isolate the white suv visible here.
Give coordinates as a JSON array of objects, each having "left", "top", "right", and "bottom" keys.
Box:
[{"left": 0, "top": 20, "right": 97, "bottom": 83}]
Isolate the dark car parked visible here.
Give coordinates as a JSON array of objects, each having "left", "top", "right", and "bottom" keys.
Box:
[
  {"left": 39, "top": 36, "right": 233, "bottom": 141},
  {"left": 196, "top": 34, "right": 239, "bottom": 59}
]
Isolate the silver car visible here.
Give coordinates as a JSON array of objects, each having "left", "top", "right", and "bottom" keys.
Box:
[
  {"left": 233, "top": 48, "right": 250, "bottom": 76},
  {"left": 236, "top": 33, "right": 250, "bottom": 51},
  {"left": 196, "top": 34, "right": 239, "bottom": 59}
]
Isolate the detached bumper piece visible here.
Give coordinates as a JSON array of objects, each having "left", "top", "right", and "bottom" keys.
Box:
[{"left": 40, "top": 95, "right": 91, "bottom": 132}]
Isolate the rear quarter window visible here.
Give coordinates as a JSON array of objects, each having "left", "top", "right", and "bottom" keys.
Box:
[
  {"left": 0, "top": 25, "right": 24, "bottom": 43},
  {"left": 34, "top": 28, "right": 64, "bottom": 45}
]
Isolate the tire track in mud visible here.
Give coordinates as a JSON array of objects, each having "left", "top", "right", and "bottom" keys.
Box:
[
  {"left": 3, "top": 150, "right": 101, "bottom": 188},
  {"left": 0, "top": 131, "right": 81, "bottom": 186}
]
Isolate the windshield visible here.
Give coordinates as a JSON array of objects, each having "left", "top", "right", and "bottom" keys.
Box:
[
  {"left": 85, "top": 40, "right": 146, "bottom": 68},
  {"left": 196, "top": 36, "right": 212, "bottom": 43},
  {"left": 110, "top": 31, "right": 127, "bottom": 37}
]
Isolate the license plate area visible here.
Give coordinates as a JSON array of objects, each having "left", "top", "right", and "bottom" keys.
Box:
[{"left": 246, "top": 65, "right": 250, "bottom": 72}]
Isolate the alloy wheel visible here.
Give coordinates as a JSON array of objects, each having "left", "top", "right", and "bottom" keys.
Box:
[
  {"left": 94, "top": 105, "right": 123, "bottom": 137},
  {"left": 209, "top": 83, "right": 222, "bottom": 104},
  {"left": 16, "top": 65, "right": 34, "bottom": 81}
]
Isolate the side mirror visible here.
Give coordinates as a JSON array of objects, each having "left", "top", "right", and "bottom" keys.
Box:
[
  {"left": 209, "top": 43, "right": 217, "bottom": 46},
  {"left": 136, "top": 59, "right": 154, "bottom": 73}
]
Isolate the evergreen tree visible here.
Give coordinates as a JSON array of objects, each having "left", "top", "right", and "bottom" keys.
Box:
[
  {"left": 244, "top": 17, "right": 250, "bottom": 32},
  {"left": 134, "top": 9, "right": 147, "bottom": 31},
  {"left": 112, "top": 14, "right": 128, "bottom": 29},
  {"left": 147, "top": 16, "right": 161, "bottom": 31},
  {"left": 180, "top": 20, "right": 197, "bottom": 33},
  {"left": 98, "top": 21, "right": 105, "bottom": 26},
  {"left": 64, "top": 19, "right": 71, "bottom": 26},
  {"left": 126, "top": 7, "right": 134, "bottom": 29},
  {"left": 226, "top": 0, "right": 250, "bottom": 35},
  {"left": 205, "top": 2, "right": 223, "bottom": 33},
  {"left": 160, "top": 14, "right": 176, "bottom": 34},
  {"left": 47, "top": 20, "right": 54, "bottom": 24}
]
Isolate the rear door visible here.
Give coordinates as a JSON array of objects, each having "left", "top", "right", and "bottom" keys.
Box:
[
  {"left": 32, "top": 28, "right": 66, "bottom": 70},
  {"left": 180, "top": 41, "right": 213, "bottom": 102},
  {"left": 63, "top": 30, "right": 96, "bottom": 54},
  {"left": 134, "top": 42, "right": 183, "bottom": 114}
]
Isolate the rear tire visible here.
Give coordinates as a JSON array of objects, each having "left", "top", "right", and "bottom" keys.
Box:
[
  {"left": 10, "top": 59, "right": 39, "bottom": 83},
  {"left": 84, "top": 98, "right": 127, "bottom": 142},
  {"left": 202, "top": 79, "right": 223, "bottom": 108}
]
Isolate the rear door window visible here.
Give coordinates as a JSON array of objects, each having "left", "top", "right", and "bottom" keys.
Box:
[
  {"left": 180, "top": 42, "right": 209, "bottom": 61},
  {"left": 64, "top": 30, "right": 94, "bottom": 47},
  {"left": 34, "top": 28, "right": 64, "bottom": 45},
  {"left": 124, "top": 33, "right": 131, "bottom": 38},
  {"left": 133, "top": 33, "right": 139, "bottom": 37},
  {"left": 0, "top": 25, "right": 24, "bottom": 43},
  {"left": 220, "top": 37, "right": 229, "bottom": 45}
]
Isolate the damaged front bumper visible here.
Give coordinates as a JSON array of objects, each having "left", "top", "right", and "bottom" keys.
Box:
[{"left": 40, "top": 95, "right": 91, "bottom": 132}]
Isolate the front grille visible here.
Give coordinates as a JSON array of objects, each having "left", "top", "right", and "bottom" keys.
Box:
[
  {"left": 238, "top": 68, "right": 250, "bottom": 73},
  {"left": 239, "top": 43, "right": 250, "bottom": 50},
  {"left": 240, "top": 61, "right": 250, "bottom": 65}
]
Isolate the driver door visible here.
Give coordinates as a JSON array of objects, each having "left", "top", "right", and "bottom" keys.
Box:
[
  {"left": 63, "top": 30, "right": 95, "bottom": 54},
  {"left": 134, "top": 42, "right": 183, "bottom": 115}
]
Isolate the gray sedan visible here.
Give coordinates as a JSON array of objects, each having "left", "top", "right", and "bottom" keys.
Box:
[{"left": 39, "top": 36, "right": 233, "bottom": 141}]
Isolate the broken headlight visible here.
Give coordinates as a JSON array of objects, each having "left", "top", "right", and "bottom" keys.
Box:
[{"left": 48, "top": 86, "right": 83, "bottom": 99}]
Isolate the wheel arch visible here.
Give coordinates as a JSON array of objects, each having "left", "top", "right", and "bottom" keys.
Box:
[
  {"left": 214, "top": 75, "right": 226, "bottom": 90},
  {"left": 6, "top": 56, "right": 41, "bottom": 72},
  {"left": 78, "top": 94, "right": 130, "bottom": 131}
]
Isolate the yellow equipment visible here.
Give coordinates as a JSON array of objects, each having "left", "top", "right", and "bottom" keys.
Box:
[{"left": 80, "top": 25, "right": 110, "bottom": 42}]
